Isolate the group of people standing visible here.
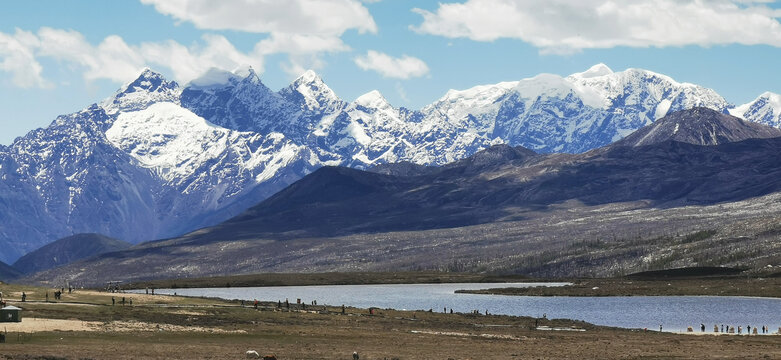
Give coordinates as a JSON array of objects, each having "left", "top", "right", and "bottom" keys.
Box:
[
  {"left": 691, "top": 323, "right": 774, "bottom": 334},
  {"left": 715, "top": 324, "right": 773, "bottom": 335}
]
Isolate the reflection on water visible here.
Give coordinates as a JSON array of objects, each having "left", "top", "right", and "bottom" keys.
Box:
[{"left": 140, "top": 283, "right": 781, "bottom": 333}]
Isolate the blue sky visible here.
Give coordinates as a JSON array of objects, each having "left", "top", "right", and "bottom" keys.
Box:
[{"left": 1, "top": 0, "right": 781, "bottom": 145}]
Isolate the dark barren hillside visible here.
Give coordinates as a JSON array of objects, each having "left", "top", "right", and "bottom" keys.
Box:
[
  {"left": 616, "top": 107, "right": 781, "bottom": 147},
  {"left": 13, "top": 233, "right": 131, "bottom": 274},
  {"left": 0, "top": 260, "right": 21, "bottom": 281},
  {"left": 27, "top": 109, "right": 781, "bottom": 285}
]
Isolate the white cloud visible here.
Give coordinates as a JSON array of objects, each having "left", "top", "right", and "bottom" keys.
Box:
[
  {"left": 37, "top": 28, "right": 145, "bottom": 83},
  {"left": 255, "top": 33, "right": 350, "bottom": 56},
  {"left": 0, "top": 29, "right": 51, "bottom": 88},
  {"left": 0, "top": 27, "right": 264, "bottom": 88},
  {"left": 140, "top": 0, "right": 377, "bottom": 36},
  {"left": 354, "top": 50, "right": 429, "bottom": 79},
  {"left": 411, "top": 0, "right": 781, "bottom": 54},
  {"left": 139, "top": 0, "right": 375, "bottom": 78}
]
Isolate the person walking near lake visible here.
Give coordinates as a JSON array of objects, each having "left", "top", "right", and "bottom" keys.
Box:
[
  {"left": 701, "top": 323, "right": 705, "bottom": 332},
  {"left": 659, "top": 324, "right": 662, "bottom": 332},
  {"left": 112, "top": 297, "right": 115, "bottom": 306}
]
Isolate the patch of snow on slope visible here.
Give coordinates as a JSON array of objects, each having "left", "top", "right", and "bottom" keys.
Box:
[
  {"left": 515, "top": 73, "right": 605, "bottom": 109},
  {"left": 655, "top": 99, "right": 672, "bottom": 119},
  {"left": 729, "top": 103, "right": 751, "bottom": 118},
  {"left": 107, "top": 103, "right": 230, "bottom": 180},
  {"left": 427, "top": 81, "right": 518, "bottom": 117}
]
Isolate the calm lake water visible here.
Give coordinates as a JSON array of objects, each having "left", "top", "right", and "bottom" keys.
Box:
[{"left": 142, "top": 283, "right": 781, "bottom": 333}]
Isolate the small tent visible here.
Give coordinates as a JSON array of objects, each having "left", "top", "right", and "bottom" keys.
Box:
[{"left": 1, "top": 305, "right": 21, "bottom": 322}]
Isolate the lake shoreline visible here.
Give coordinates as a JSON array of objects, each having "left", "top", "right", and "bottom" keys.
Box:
[
  {"left": 123, "top": 270, "right": 781, "bottom": 298},
  {"left": 455, "top": 276, "right": 781, "bottom": 298},
  {"left": 124, "top": 271, "right": 532, "bottom": 290}
]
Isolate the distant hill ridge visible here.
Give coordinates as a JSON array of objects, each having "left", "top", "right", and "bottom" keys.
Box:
[
  {"left": 616, "top": 107, "right": 781, "bottom": 147},
  {"left": 13, "top": 233, "right": 131, "bottom": 275},
  {"left": 0, "top": 260, "right": 21, "bottom": 281}
]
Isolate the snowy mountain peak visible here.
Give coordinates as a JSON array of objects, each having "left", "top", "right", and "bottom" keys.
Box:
[
  {"left": 130, "top": 68, "right": 176, "bottom": 92},
  {"left": 354, "top": 90, "right": 390, "bottom": 109},
  {"left": 570, "top": 63, "right": 614, "bottom": 78},
  {"left": 282, "top": 70, "right": 342, "bottom": 112},
  {"left": 296, "top": 69, "right": 319, "bottom": 84},
  {"left": 731, "top": 91, "right": 781, "bottom": 127},
  {"left": 757, "top": 91, "right": 781, "bottom": 106},
  {"left": 101, "top": 68, "right": 180, "bottom": 114}
]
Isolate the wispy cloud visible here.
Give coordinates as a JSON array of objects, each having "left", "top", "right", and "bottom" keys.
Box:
[
  {"left": 141, "top": 0, "right": 376, "bottom": 77},
  {"left": 395, "top": 82, "right": 410, "bottom": 103},
  {"left": 0, "top": 0, "right": 382, "bottom": 88},
  {"left": 354, "top": 50, "right": 429, "bottom": 79},
  {"left": 0, "top": 29, "right": 51, "bottom": 88},
  {"left": 411, "top": 0, "right": 781, "bottom": 54},
  {"left": 140, "top": 0, "right": 377, "bottom": 36}
]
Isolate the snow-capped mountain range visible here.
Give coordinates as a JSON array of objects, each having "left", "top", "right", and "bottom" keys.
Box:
[{"left": 0, "top": 63, "right": 778, "bottom": 263}]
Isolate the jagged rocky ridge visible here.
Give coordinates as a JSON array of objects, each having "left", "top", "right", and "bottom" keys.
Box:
[{"left": 0, "top": 64, "right": 779, "bottom": 263}]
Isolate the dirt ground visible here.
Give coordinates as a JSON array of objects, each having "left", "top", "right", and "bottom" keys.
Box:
[
  {"left": 1, "top": 279, "right": 780, "bottom": 359},
  {"left": 0, "top": 285, "right": 778, "bottom": 360}
]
